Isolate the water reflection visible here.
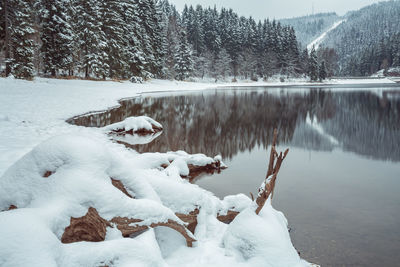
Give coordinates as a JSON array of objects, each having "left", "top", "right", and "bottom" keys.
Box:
[{"left": 68, "top": 87, "right": 400, "bottom": 162}]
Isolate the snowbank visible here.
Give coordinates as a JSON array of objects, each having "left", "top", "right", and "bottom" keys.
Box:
[{"left": 0, "top": 134, "right": 311, "bottom": 266}]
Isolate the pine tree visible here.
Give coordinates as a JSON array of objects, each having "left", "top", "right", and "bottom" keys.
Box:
[
  {"left": 215, "top": 48, "right": 232, "bottom": 80},
  {"left": 8, "top": 0, "right": 36, "bottom": 79},
  {"left": 123, "top": 0, "right": 146, "bottom": 78},
  {"left": 99, "top": 0, "right": 127, "bottom": 78},
  {"left": 318, "top": 61, "right": 327, "bottom": 81},
  {"left": 174, "top": 30, "right": 193, "bottom": 81},
  {"left": 38, "top": 0, "right": 73, "bottom": 76},
  {"left": 0, "top": 0, "right": 12, "bottom": 76},
  {"left": 137, "top": 0, "right": 166, "bottom": 77},
  {"left": 308, "top": 46, "right": 319, "bottom": 81},
  {"left": 0, "top": 0, "right": 5, "bottom": 51},
  {"left": 75, "top": 0, "right": 108, "bottom": 79}
]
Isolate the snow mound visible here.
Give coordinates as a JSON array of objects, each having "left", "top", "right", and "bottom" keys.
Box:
[
  {"left": 0, "top": 134, "right": 311, "bottom": 266},
  {"left": 223, "top": 202, "right": 310, "bottom": 266},
  {"left": 105, "top": 116, "right": 163, "bottom": 134}
]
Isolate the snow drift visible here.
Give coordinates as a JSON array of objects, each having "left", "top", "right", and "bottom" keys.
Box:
[{"left": 0, "top": 132, "right": 311, "bottom": 266}]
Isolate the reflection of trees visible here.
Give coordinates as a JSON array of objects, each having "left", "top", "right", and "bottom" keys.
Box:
[
  {"left": 320, "top": 91, "right": 400, "bottom": 161},
  {"left": 68, "top": 89, "right": 400, "bottom": 161}
]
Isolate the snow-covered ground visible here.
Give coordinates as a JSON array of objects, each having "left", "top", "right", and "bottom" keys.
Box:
[
  {"left": 307, "top": 19, "right": 346, "bottom": 51},
  {"left": 0, "top": 76, "right": 398, "bottom": 266}
]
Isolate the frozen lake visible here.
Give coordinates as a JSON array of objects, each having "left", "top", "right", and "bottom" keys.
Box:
[{"left": 69, "top": 84, "right": 400, "bottom": 266}]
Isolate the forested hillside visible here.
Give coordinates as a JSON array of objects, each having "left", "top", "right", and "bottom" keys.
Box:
[
  {"left": 280, "top": 13, "right": 339, "bottom": 46},
  {"left": 0, "top": 0, "right": 306, "bottom": 80},
  {"left": 321, "top": 0, "right": 400, "bottom": 76}
]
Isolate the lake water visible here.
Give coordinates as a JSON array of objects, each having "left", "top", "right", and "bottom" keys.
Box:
[{"left": 68, "top": 84, "right": 400, "bottom": 266}]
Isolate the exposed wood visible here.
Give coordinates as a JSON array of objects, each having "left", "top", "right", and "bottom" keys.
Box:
[
  {"left": 8, "top": 205, "right": 17, "bottom": 210},
  {"left": 255, "top": 129, "right": 289, "bottom": 215},
  {"left": 161, "top": 160, "right": 226, "bottom": 181},
  {"left": 110, "top": 216, "right": 196, "bottom": 247},
  {"left": 186, "top": 162, "right": 225, "bottom": 181},
  {"left": 61, "top": 207, "right": 196, "bottom": 247},
  {"left": 111, "top": 178, "right": 134, "bottom": 198},
  {"left": 61, "top": 207, "right": 111, "bottom": 243},
  {"left": 43, "top": 171, "right": 53, "bottom": 178},
  {"left": 217, "top": 210, "right": 240, "bottom": 224},
  {"left": 175, "top": 209, "right": 199, "bottom": 234}
]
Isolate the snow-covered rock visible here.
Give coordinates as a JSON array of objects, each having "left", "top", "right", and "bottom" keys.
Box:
[{"left": 105, "top": 116, "right": 163, "bottom": 135}]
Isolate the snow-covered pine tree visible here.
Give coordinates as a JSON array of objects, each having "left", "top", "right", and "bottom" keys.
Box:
[
  {"left": 0, "top": 0, "right": 5, "bottom": 51},
  {"left": 162, "top": 3, "right": 180, "bottom": 79},
  {"left": 174, "top": 30, "right": 193, "bottom": 81},
  {"left": 122, "top": 0, "right": 146, "bottom": 78},
  {"left": 308, "top": 46, "right": 319, "bottom": 81},
  {"left": 137, "top": 0, "right": 165, "bottom": 77},
  {"left": 317, "top": 48, "right": 338, "bottom": 77},
  {"left": 183, "top": 5, "right": 205, "bottom": 56},
  {"left": 8, "top": 0, "right": 36, "bottom": 79},
  {"left": 38, "top": 0, "right": 73, "bottom": 77},
  {"left": 99, "top": 0, "right": 127, "bottom": 78},
  {"left": 0, "top": 0, "right": 11, "bottom": 76},
  {"left": 75, "top": 0, "right": 108, "bottom": 79},
  {"left": 318, "top": 61, "right": 327, "bottom": 81},
  {"left": 153, "top": 0, "right": 168, "bottom": 77},
  {"left": 202, "top": 6, "right": 220, "bottom": 55},
  {"left": 214, "top": 48, "right": 232, "bottom": 80}
]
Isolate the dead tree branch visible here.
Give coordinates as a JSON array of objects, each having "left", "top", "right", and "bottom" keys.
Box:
[{"left": 255, "top": 129, "right": 289, "bottom": 215}]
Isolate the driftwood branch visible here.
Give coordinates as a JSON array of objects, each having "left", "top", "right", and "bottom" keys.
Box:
[
  {"left": 110, "top": 216, "right": 196, "bottom": 247},
  {"left": 255, "top": 129, "right": 289, "bottom": 215},
  {"left": 110, "top": 177, "right": 240, "bottom": 234},
  {"left": 62, "top": 207, "right": 196, "bottom": 247}
]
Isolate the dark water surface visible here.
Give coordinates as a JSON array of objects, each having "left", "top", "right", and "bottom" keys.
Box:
[{"left": 69, "top": 84, "right": 400, "bottom": 266}]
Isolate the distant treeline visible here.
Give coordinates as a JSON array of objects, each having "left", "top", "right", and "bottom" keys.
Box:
[
  {"left": 0, "top": 0, "right": 329, "bottom": 81},
  {"left": 343, "top": 34, "right": 400, "bottom": 76}
]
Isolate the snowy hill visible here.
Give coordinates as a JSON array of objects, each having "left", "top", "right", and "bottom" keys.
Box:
[
  {"left": 280, "top": 13, "right": 340, "bottom": 46},
  {"left": 306, "top": 19, "right": 345, "bottom": 51},
  {"left": 320, "top": 0, "right": 400, "bottom": 75}
]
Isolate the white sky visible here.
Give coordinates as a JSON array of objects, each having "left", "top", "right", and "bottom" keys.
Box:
[{"left": 168, "top": 0, "right": 384, "bottom": 20}]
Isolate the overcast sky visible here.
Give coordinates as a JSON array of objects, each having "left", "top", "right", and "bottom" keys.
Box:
[{"left": 168, "top": 0, "right": 384, "bottom": 20}]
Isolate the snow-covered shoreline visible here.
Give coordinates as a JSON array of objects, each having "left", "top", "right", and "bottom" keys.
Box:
[{"left": 0, "top": 76, "right": 318, "bottom": 267}]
